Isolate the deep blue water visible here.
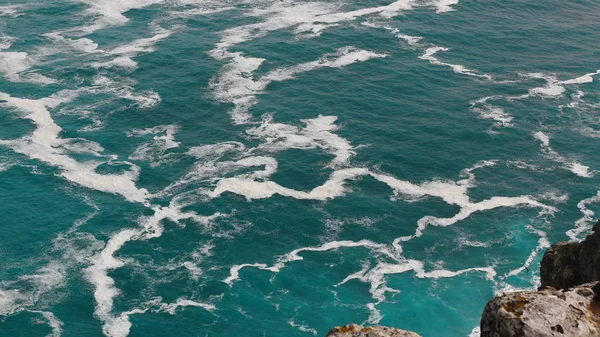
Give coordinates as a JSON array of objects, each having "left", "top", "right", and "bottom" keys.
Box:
[{"left": 1, "top": 1, "right": 600, "bottom": 336}]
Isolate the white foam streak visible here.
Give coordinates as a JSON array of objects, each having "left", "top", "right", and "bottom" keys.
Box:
[
  {"left": 288, "top": 319, "right": 318, "bottom": 336},
  {"left": 211, "top": 1, "right": 414, "bottom": 57},
  {"left": 533, "top": 131, "right": 595, "bottom": 178},
  {"left": 46, "top": 24, "right": 174, "bottom": 73},
  {"left": 277, "top": 240, "right": 388, "bottom": 270},
  {"left": 505, "top": 226, "right": 549, "bottom": 278},
  {"left": 218, "top": 160, "right": 549, "bottom": 320},
  {"left": 513, "top": 73, "right": 565, "bottom": 99},
  {"left": 208, "top": 0, "right": 466, "bottom": 125},
  {"left": 224, "top": 240, "right": 387, "bottom": 285},
  {"left": 469, "top": 96, "right": 513, "bottom": 128},
  {"left": 560, "top": 70, "right": 600, "bottom": 85},
  {"left": 92, "top": 56, "right": 138, "bottom": 70},
  {"left": 102, "top": 308, "right": 147, "bottom": 337},
  {"left": 411, "top": 196, "right": 550, "bottom": 240},
  {"left": 75, "top": 0, "right": 165, "bottom": 33},
  {"left": 0, "top": 289, "right": 28, "bottom": 316},
  {"left": 210, "top": 47, "right": 386, "bottom": 124},
  {"left": 361, "top": 22, "right": 422, "bottom": 46},
  {"left": 86, "top": 203, "right": 223, "bottom": 337},
  {"left": 468, "top": 327, "right": 481, "bottom": 337},
  {"left": 433, "top": 0, "right": 460, "bottom": 13},
  {"left": 156, "top": 298, "right": 216, "bottom": 314},
  {"left": 209, "top": 163, "right": 551, "bottom": 236},
  {"left": 567, "top": 192, "right": 600, "bottom": 241},
  {"left": 0, "top": 159, "right": 15, "bottom": 172},
  {"left": 528, "top": 82, "right": 564, "bottom": 98},
  {"left": 0, "top": 91, "right": 150, "bottom": 202},
  {"left": 0, "top": 35, "right": 15, "bottom": 50},
  {"left": 247, "top": 114, "right": 356, "bottom": 166},
  {"left": 337, "top": 259, "right": 495, "bottom": 324},
  {"left": 532, "top": 131, "right": 550, "bottom": 147},
  {"left": 128, "top": 125, "right": 180, "bottom": 167},
  {"left": 504, "top": 70, "right": 599, "bottom": 103},
  {"left": 164, "top": 154, "right": 277, "bottom": 195},
  {"left": 178, "top": 243, "right": 214, "bottom": 280},
  {"left": 42, "top": 32, "right": 102, "bottom": 53},
  {"left": 0, "top": 51, "right": 57, "bottom": 85},
  {"left": 188, "top": 142, "right": 246, "bottom": 160},
  {"left": 90, "top": 75, "right": 161, "bottom": 109},
  {"left": 470, "top": 69, "right": 600, "bottom": 128},
  {"left": 223, "top": 263, "right": 279, "bottom": 285},
  {"left": 31, "top": 311, "right": 64, "bottom": 337},
  {"left": 420, "top": 46, "right": 492, "bottom": 79},
  {"left": 108, "top": 28, "right": 174, "bottom": 56},
  {"left": 99, "top": 295, "right": 215, "bottom": 336},
  {"left": 0, "top": 5, "right": 21, "bottom": 17},
  {"left": 209, "top": 168, "right": 367, "bottom": 201},
  {"left": 0, "top": 262, "right": 66, "bottom": 317},
  {"left": 266, "top": 47, "right": 387, "bottom": 82},
  {"left": 578, "top": 126, "right": 600, "bottom": 139},
  {"left": 168, "top": 6, "right": 235, "bottom": 18}
]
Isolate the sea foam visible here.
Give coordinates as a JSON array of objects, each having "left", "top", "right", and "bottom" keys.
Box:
[
  {"left": 567, "top": 191, "right": 600, "bottom": 241},
  {"left": 420, "top": 46, "right": 492, "bottom": 79},
  {"left": 86, "top": 203, "right": 223, "bottom": 337},
  {"left": 246, "top": 114, "right": 356, "bottom": 167},
  {"left": 128, "top": 125, "right": 180, "bottom": 167},
  {"left": 0, "top": 91, "right": 149, "bottom": 202},
  {"left": 210, "top": 46, "right": 386, "bottom": 124},
  {"left": 0, "top": 51, "right": 57, "bottom": 85},
  {"left": 221, "top": 161, "right": 551, "bottom": 297},
  {"left": 533, "top": 131, "right": 596, "bottom": 178},
  {"left": 30, "top": 311, "right": 64, "bottom": 337}
]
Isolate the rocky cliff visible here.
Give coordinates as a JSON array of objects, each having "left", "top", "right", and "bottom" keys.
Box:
[
  {"left": 540, "top": 220, "right": 600, "bottom": 290},
  {"left": 326, "top": 324, "right": 421, "bottom": 337},
  {"left": 480, "top": 282, "right": 600, "bottom": 337}
]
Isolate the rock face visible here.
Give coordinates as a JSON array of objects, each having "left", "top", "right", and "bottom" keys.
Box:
[
  {"left": 481, "top": 220, "right": 600, "bottom": 337},
  {"left": 540, "top": 220, "right": 600, "bottom": 290},
  {"left": 480, "top": 282, "right": 600, "bottom": 337},
  {"left": 325, "top": 324, "right": 421, "bottom": 337}
]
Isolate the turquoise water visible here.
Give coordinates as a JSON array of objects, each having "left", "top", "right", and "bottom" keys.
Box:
[{"left": 1, "top": 1, "right": 600, "bottom": 336}]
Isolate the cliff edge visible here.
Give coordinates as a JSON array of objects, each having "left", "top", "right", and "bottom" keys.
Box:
[
  {"left": 540, "top": 220, "right": 600, "bottom": 290},
  {"left": 325, "top": 324, "right": 421, "bottom": 337},
  {"left": 480, "top": 282, "right": 600, "bottom": 337}
]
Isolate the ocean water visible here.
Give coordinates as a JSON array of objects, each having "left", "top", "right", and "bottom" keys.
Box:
[{"left": 1, "top": 1, "right": 600, "bottom": 336}]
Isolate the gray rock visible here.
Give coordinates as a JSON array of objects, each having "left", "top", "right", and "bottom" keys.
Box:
[
  {"left": 325, "top": 324, "right": 421, "bottom": 337},
  {"left": 480, "top": 282, "right": 600, "bottom": 337},
  {"left": 540, "top": 219, "right": 600, "bottom": 290}
]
